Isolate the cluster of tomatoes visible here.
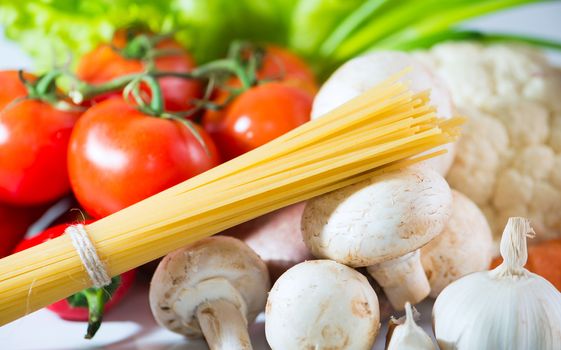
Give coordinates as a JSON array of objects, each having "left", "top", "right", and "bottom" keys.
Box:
[
  {"left": 0, "top": 29, "right": 317, "bottom": 257},
  {"left": 0, "top": 29, "right": 316, "bottom": 337}
]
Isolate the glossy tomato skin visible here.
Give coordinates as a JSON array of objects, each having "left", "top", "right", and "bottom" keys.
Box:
[
  {"left": 203, "top": 46, "right": 316, "bottom": 146},
  {"left": 0, "top": 72, "right": 80, "bottom": 205},
  {"left": 0, "top": 71, "right": 30, "bottom": 107},
  {"left": 259, "top": 45, "right": 318, "bottom": 95},
  {"left": 76, "top": 38, "right": 201, "bottom": 112},
  {"left": 68, "top": 98, "right": 221, "bottom": 218},
  {"left": 203, "top": 82, "right": 312, "bottom": 161}
]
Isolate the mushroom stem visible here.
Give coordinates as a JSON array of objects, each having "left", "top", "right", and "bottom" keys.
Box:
[
  {"left": 196, "top": 299, "right": 253, "bottom": 350},
  {"left": 366, "top": 250, "right": 430, "bottom": 309}
]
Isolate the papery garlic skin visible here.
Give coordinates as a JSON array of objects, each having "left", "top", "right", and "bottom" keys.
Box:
[
  {"left": 434, "top": 271, "right": 561, "bottom": 350},
  {"left": 387, "top": 302, "right": 435, "bottom": 350},
  {"left": 433, "top": 217, "right": 561, "bottom": 350}
]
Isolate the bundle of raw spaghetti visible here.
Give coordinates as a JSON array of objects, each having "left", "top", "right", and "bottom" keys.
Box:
[{"left": 0, "top": 75, "right": 461, "bottom": 325}]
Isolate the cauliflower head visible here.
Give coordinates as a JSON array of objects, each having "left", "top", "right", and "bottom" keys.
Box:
[{"left": 414, "top": 43, "right": 561, "bottom": 242}]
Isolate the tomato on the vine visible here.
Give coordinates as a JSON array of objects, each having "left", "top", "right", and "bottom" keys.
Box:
[
  {"left": 202, "top": 45, "right": 316, "bottom": 160},
  {"left": 76, "top": 32, "right": 201, "bottom": 112},
  {"left": 257, "top": 45, "right": 317, "bottom": 95},
  {"left": 0, "top": 71, "right": 29, "bottom": 107},
  {"left": 68, "top": 98, "right": 221, "bottom": 218},
  {"left": 203, "top": 82, "right": 312, "bottom": 161},
  {"left": 0, "top": 71, "right": 81, "bottom": 206}
]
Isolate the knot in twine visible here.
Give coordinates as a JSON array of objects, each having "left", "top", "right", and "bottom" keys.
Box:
[{"left": 65, "top": 224, "right": 111, "bottom": 287}]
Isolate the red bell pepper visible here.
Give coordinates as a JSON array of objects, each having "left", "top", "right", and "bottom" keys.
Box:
[
  {"left": 14, "top": 222, "right": 136, "bottom": 339},
  {"left": 0, "top": 202, "right": 46, "bottom": 258}
]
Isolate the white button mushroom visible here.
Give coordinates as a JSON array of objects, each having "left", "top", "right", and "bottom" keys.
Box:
[
  {"left": 265, "top": 260, "right": 380, "bottom": 350},
  {"left": 369, "top": 277, "right": 395, "bottom": 321},
  {"left": 421, "top": 189, "right": 494, "bottom": 297},
  {"left": 311, "top": 51, "right": 456, "bottom": 176},
  {"left": 149, "top": 236, "right": 270, "bottom": 350},
  {"left": 302, "top": 166, "right": 452, "bottom": 309},
  {"left": 223, "top": 202, "right": 313, "bottom": 281}
]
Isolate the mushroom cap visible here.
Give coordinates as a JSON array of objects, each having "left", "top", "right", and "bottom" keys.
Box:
[
  {"left": 421, "top": 190, "right": 494, "bottom": 297},
  {"left": 312, "top": 51, "right": 454, "bottom": 120},
  {"left": 265, "top": 260, "right": 380, "bottom": 350},
  {"left": 224, "top": 202, "right": 313, "bottom": 281},
  {"left": 149, "top": 236, "right": 270, "bottom": 338},
  {"left": 311, "top": 51, "right": 456, "bottom": 176},
  {"left": 302, "top": 166, "right": 452, "bottom": 267}
]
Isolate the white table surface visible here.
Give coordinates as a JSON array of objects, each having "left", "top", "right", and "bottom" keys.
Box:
[{"left": 1, "top": 2, "right": 560, "bottom": 349}]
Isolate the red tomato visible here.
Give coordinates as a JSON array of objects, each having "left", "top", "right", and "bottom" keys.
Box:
[
  {"left": 203, "top": 46, "right": 316, "bottom": 151},
  {"left": 258, "top": 45, "right": 318, "bottom": 95},
  {"left": 76, "top": 34, "right": 201, "bottom": 112},
  {"left": 68, "top": 98, "right": 221, "bottom": 218},
  {"left": 215, "top": 45, "right": 316, "bottom": 98},
  {"left": 0, "top": 71, "right": 29, "bottom": 107},
  {"left": 203, "top": 82, "right": 312, "bottom": 160},
  {"left": 0, "top": 71, "right": 80, "bottom": 206},
  {"left": 0, "top": 202, "right": 46, "bottom": 258}
]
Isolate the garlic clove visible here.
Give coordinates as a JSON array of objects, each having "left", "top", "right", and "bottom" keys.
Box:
[{"left": 386, "top": 302, "right": 435, "bottom": 350}]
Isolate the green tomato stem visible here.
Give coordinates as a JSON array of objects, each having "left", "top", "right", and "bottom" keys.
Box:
[
  {"left": 70, "top": 71, "right": 198, "bottom": 104},
  {"left": 141, "top": 75, "right": 164, "bottom": 115},
  {"left": 191, "top": 59, "right": 252, "bottom": 89},
  {"left": 120, "top": 34, "right": 153, "bottom": 60},
  {"left": 70, "top": 73, "right": 142, "bottom": 104},
  {"left": 161, "top": 114, "right": 210, "bottom": 156},
  {"left": 35, "top": 70, "right": 63, "bottom": 97}
]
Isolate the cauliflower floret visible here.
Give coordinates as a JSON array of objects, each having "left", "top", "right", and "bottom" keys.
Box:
[{"left": 415, "top": 43, "right": 561, "bottom": 242}]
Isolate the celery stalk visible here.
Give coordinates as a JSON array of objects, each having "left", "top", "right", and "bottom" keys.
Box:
[
  {"left": 376, "top": 29, "right": 561, "bottom": 51},
  {"left": 368, "top": 0, "right": 539, "bottom": 51},
  {"left": 319, "top": 0, "right": 395, "bottom": 57},
  {"left": 328, "top": 0, "right": 474, "bottom": 61}
]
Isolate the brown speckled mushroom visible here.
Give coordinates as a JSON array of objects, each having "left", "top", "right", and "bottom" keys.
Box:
[
  {"left": 365, "top": 271, "right": 395, "bottom": 320},
  {"left": 302, "top": 166, "right": 452, "bottom": 309},
  {"left": 421, "top": 189, "right": 494, "bottom": 297},
  {"left": 223, "top": 202, "right": 313, "bottom": 281},
  {"left": 149, "top": 236, "right": 270, "bottom": 350},
  {"left": 265, "top": 260, "right": 380, "bottom": 350}
]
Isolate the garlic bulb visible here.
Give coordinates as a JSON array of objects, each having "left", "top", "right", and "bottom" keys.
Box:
[
  {"left": 386, "top": 302, "right": 435, "bottom": 350},
  {"left": 433, "top": 217, "right": 561, "bottom": 350}
]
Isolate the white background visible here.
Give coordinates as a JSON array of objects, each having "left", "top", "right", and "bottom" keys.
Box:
[{"left": 1, "top": 2, "right": 560, "bottom": 350}]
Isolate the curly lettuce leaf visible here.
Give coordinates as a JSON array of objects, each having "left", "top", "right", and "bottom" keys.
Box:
[{"left": 0, "top": 0, "right": 174, "bottom": 70}]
